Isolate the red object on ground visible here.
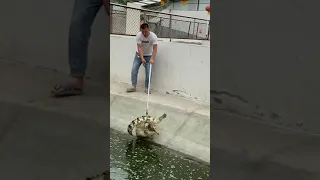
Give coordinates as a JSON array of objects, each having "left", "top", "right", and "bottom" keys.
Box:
[{"left": 205, "top": 5, "right": 210, "bottom": 14}]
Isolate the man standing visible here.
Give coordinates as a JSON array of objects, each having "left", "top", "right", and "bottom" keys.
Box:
[
  {"left": 126, "top": 23, "right": 158, "bottom": 94},
  {"left": 51, "top": 0, "right": 109, "bottom": 97}
]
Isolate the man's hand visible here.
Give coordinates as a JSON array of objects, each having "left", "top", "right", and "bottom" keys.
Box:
[
  {"left": 150, "top": 58, "right": 154, "bottom": 64},
  {"left": 141, "top": 58, "right": 146, "bottom": 65}
]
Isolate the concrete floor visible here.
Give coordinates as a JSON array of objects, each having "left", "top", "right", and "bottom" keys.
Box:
[
  {"left": 0, "top": 101, "right": 109, "bottom": 180},
  {"left": 0, "top": 60, "right": 109, "bottom": 180},
  {"left": 211, "top": 111, "right": 320, "bottom": 180},
  {"left": 0, "top": 60, "right": 319, "bottom": 179}
]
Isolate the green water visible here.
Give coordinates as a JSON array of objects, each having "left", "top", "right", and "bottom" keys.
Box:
[{"left": 110, "top": 129, "right": 210, "bottom": 180}]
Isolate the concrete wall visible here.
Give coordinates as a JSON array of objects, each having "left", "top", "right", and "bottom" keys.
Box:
[
  {"left": 0, "top": 0, "right": 110, "bottom": 83},
  {"left": 212, "top": 0, "right": 320, "bottom": 134},
  {"left": 110, "top": 35, "right": 210, "bottom": 104}
]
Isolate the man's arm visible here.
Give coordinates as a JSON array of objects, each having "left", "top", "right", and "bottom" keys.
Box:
[
  {"left": 151, "top": 35, "right": 158, "bottom": 60},
  {"left": 137, "top": 44, "right": 145, "bottom": 60},
  {"left": 136, "top": 34, "right": 145, "bottom": 60}
]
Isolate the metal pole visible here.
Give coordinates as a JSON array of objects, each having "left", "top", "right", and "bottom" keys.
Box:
[
  {"left": 172, "top": 0, "right": 174, "bottom": 10},
  {"left": 207, "top": 22, "right": 210, "bottom": 40},
  {"left": 197, "top": 0, "right": 200, "bottom": 11},
  {"left": 195, "top": 22, "right": 199, "bottom": 39},
  {"left": 143, "top": 11, "right": 147, "bottom": 23},
  {"left": 159, "top": 19, "right": 162, "bottom": 36},
  {"left": 192, "top": 19, "right": 196, "bottom": 39},
  {"left": 169, "top": 14, "right": 172, "bottom": 42},
  {"left": 110, "top": 4, "right": 113, "bottom": 33},
  {"left": 187, "top": 21, "right": 191, "bottom": 38},
  {"left": 207, "top": 23, "right": 210, "bottom": 40}
]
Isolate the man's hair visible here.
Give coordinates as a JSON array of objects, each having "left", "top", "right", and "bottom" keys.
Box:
[{"left": 140, "top": 23, "right": 149, "bottom": 29}]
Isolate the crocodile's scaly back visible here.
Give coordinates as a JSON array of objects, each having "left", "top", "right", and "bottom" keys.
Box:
[
  {"left": 127, "top": 116, "right": 148, "bottom": 135},
  {"left": 127, "top": 113, "right": 167, "bottom": 137}
]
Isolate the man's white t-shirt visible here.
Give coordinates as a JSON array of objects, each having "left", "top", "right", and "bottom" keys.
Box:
[{"left": 136, "top": 31, "right": 158, "bottom": 56}]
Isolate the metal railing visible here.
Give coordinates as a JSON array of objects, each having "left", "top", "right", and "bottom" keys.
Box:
[{"left": 110, "top": 3, "right": 210, "bottom": 41}]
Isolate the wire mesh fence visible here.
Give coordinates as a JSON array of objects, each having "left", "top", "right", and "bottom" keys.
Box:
[{"left": 110, "top": 3, "right": 210, "bottom": 40}]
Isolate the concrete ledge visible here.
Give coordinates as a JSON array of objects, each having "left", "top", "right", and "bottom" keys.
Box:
[{"left": 110, "top": 82, "right": 210, "bottom": 164}]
